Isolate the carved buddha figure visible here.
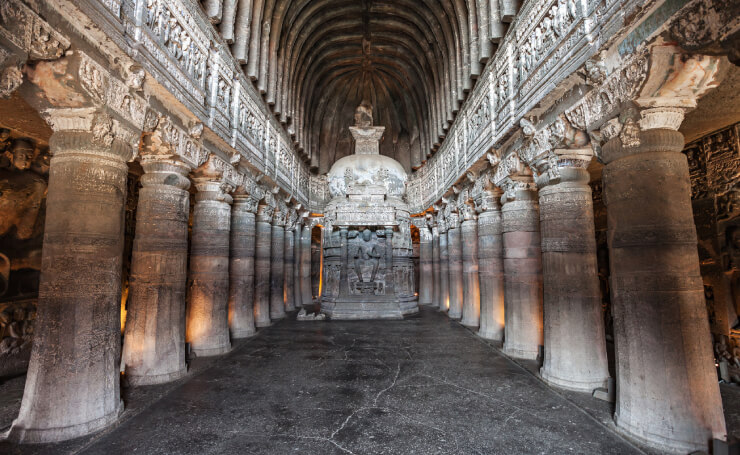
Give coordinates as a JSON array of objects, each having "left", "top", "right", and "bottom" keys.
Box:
[
  {"left": 354, "top": 229, "right": 381, "bottom": 284},
  {"left": 0, "top": 140, "right": 47, "bottom": 240}
]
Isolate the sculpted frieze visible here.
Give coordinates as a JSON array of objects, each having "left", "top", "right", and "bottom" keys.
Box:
[{"left": 0, "top": 0, "right": 70, "bottom": 61}]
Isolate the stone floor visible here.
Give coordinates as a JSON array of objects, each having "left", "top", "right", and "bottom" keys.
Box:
[{"left": 1, "top": 306, "right": 739, "bottom": 455}]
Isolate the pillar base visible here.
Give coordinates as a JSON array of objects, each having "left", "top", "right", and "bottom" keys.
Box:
[
  {"left": 448, "top": 311, "right": 462, "bottom": 320},
  {"left": 231, "top": 327, "right": 257, "bottom": 339},
  {"left": 539, "top": 369, "right": 608, "bottom": 393},
  {"left": 503, "top": 343, "right": 539, "bottom": 360},
  {"left": 477, "top": 329, "right": 504, "bottom": 342},
  {"left": 126, "top": 367, "right": 188, "bottom": 387},
  {"left": 614, "top": 413, "right": 707, "bottom": 455},
  {"left": 255, "top": 320, "right": 272, "bottom": 328},
  {"left": 8, "top": 400, "right": 123, "bottom": 444},
  {"left": 191, "top": 344, "right": 231, "bottom": 357}
]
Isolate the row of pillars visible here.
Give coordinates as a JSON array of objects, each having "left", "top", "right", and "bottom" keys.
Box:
[
  {"left": 416, "top": 121, "right": 726, "bottom": 452},
  {"left": 8, "top": 131, "right": 313, "bottom": 443}
]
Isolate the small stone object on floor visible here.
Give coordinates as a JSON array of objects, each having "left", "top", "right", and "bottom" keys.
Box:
[
  {"left": 712, "top": 437, "right": 740, "bottom": 455},
  {"left": 296, "top": 309, "right": 326, "bottom": 321},
  {"left": 592, "top": 377, "right": 616, "bottom": 403}
]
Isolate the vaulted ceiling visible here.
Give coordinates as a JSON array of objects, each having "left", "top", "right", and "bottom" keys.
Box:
[{"left": 208, "top": 0, "right": 518, "bottom": 173}]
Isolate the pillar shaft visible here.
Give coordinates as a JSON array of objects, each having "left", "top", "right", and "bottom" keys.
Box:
[
  {"left": 10, "top": 131, "right": 128, "bottom": 443},
  {"left": 284, "top": 227, "right": 295, "bottom": 312},
  {"left": 293, "top": 226, "right": 302, "bottom": 309},
  {"left": 439, "top": 230, "right": 450, "bottom": 312},
  {"left": 419, "top": 227, "right": 433, "bottom": 305},
  {"left": 186, "top": 181, "right": 232, "bottom": 357},
  {"left": 461, "top": 219, "right": 481, "bottom": 327},
  {"left": 270, "top": 220, "right": 286, "bottom": 320},
  {"left": 254, "top": 205, "right": 272, "bottom": 327},
  {"left": 432, "top": 227, "right": 441, "bottom": 309},
  {"left": 538, "top": 157, "right": 610, "bottom": 392},
  {"left": 300, "top": 224, "right": 312, "bottom": 306},
  {"left": 123, "top": 158, "right": 190, "bottom": 385},
  {"left": 603, "top": 127, "right": 726, "bottom": 452},
  {"left": 447, "top": 223, "right": 463, "bottom": 319},
  {"left": 477, "top": 208, "right": 505, "bottom": 341},
  {"left": 228, "top": 195, "right": 257, "bottom": 338},
  {"left": 502, "top": 190, "right": 543, "bottom": 360}
]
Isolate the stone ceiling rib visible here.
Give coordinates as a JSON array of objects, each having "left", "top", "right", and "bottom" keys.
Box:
[{"left": 201, "top": 0, "right": 515, "bottom": 174}]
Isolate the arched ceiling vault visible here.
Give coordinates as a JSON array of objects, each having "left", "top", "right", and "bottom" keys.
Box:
[{"left": 206, "top": 0, "right": 520, "bottom": 174}]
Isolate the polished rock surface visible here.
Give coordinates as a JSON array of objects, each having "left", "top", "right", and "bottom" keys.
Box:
[{"left": 2, "top": 307, "right": 739, "bottom": 454}]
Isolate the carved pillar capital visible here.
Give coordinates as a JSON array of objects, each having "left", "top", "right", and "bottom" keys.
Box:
[
  {"left": 533, "top": 147, "right": 593, "bottom": 188},
  {"left": 192, "top": 155, "right": 233, "bottom": 204}
]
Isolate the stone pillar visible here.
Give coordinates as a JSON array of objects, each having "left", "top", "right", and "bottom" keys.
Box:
[
  {"left": 432, "top": 223, "right": 442, "bottom": 309},
  {"left": 501, "top": 176, "right": 543, "bottom": 360},
  {"left": 338, "top": 227, "right": 349, "bottom": 295},
  {"left": 228, "top": 191, "right": 259, "bottom": 338},
  {"left": 447, "top": 211, "right": 464, "bottom": 320},
  {"left": 477, "top": 189, "right": 505, "bottom": 341},
  {"left": 418, "top": 223, "right": 433, "bottom": 305},
  {"left": 186, "top": 161, "right": 232, "bottom": 357},
  {"left": 438, "top": 218, "right": 450, "bottom": 312},
  {"left": 603, "top": 108, "right": 726, "bottom": 452},
  {"left": 284, "top": 218, "right": 296, "bottom": 312},
  {"left": 293, "top": 220, "right": 302, "bottom": 309},
  {"left": 122, "top": 153, "right": 191, "bottom": 385},
  {"left": 270, "top": 207, "right": 286, "bottom": 320},
  {"left": 300, "top": 223, "right": 312, "bottom": 306},
  {"left": 460, "top": 207, "right": 481, "bottom": 328},
  {"left": 536, "top": 148, "right": 610, "bottom": 392},
  {"left": 10, "top": 116, "right": 129, "bottom": 443},
  {"left": 254, "top": 201, "right": 273, "bottom": 327},
  {"left": 385, "top": 227, "right": 394, "bottom": 293}
]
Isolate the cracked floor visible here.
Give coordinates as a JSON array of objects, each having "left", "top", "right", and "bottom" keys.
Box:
[{"left": 2, "top": 306, "right": 719, "bottom": 454}]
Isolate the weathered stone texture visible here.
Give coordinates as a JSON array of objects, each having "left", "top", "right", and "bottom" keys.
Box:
[
  {"left": 186, "top": 181, "right": 232, "bottom": 357},
  {"left": 284, "top": 226, "right": 295, "bottom": 312},
  {"left": 254, "top": 204, "right": 273, "bottom": 327},
  {"left": 438, "top": 229, "right": 450, "bottom": 312},
  {"left": 538, "top": 162, "right": 609, "bottom": 393},
  {"left": 447, "top": 223, "right": 463, "bottom": 320},
  {"left": 228, "top": 195, "right": 257, "bottom": 339},
  {"left": 477, "top": 208, "right": 505, "bottom": 341},
  {"left": 123, "top": 158, "right": 190, "bottom": 385},
  {"left": 603, "top": 129, "right": 726, "bottom": 453},
  {"left": 10, "top": 131, "right": 127, "bottom": 443},
  {"left": 269, "top": 221, "right": 285, "bottom": 320},
  {"left": 461, "top": 219, "right": 480, "bottom": 328},
  {"left": 501, "top": 193, "right": 543, "bottom": 360},
  {"left": 418, "top": 226, "right": 433, "bottom": 306}
]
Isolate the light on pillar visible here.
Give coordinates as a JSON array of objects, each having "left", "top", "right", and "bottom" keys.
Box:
[
  {"left": 499, "top": 163, "right": 544, "bottom": 360},
  {"left": 186, "top": 156, "right": 233, "bottom": 357}
]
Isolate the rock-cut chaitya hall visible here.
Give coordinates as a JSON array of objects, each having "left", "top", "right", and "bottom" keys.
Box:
[{"left": 0, "top": 0, "right": 739, "bottom": 453}]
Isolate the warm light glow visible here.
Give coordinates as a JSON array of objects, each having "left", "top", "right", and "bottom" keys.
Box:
[{"left": 120, "top": 286, "right": 129, "bottom": 333}]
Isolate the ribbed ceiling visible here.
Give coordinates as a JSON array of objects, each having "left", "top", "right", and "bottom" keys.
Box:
[{"left": 208, "top": 0, "right": 517, "bottom": 173}]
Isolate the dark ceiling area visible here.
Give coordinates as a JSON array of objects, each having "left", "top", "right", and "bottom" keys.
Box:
[{"left": 209, "top": 0, "right": 516, "bottom": 173}]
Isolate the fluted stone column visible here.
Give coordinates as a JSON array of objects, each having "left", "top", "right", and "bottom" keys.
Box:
[
  {"left": 122, "top": 153, "right": 191, "bottom": 386},
  {"left": 284, "top": 219, "right": 296, "bottom": 312},
  {"left": 254, "top": 201, "right": 274, "bottom": 327},
  {"left": 603, "top": 108, "right": 726, "bottom": 452},
  {"left": 418, "top": 223, "right": 433, "bottom": 305},
  {"left": 432, "top": 224, "right": 441, "bottom": 309},
  {"left": 300, "top": 223, "right": 312, "bottom": 306},
  {"left": 535, "top": 148, "right": 610, "bottom": 392},
  {"left": 477, "top": 189, "right": 505, "bottom": 341},
  {"left": 10, "top": 120, "right": 129, "bottom": 443},
  {"left": 228, "top": 191, "right": 258, "bottom": 338},
  {"left": 461, "top": 207, "right": 481, "bottom": 328},
  {"left": 270, "top": 207, "right": 286, "bottom": 320},
  {"left": 447, "top": 211, "right": 464, "bottom": 320},
  {"left": 438, "top": 218, "right": 450, "bottom": 312},
  {"left": 501, "top": 177, "right": 543, "bottom": 360},
  {"left": 186, "top": 165, "right": 232, "bottom": 357}
]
